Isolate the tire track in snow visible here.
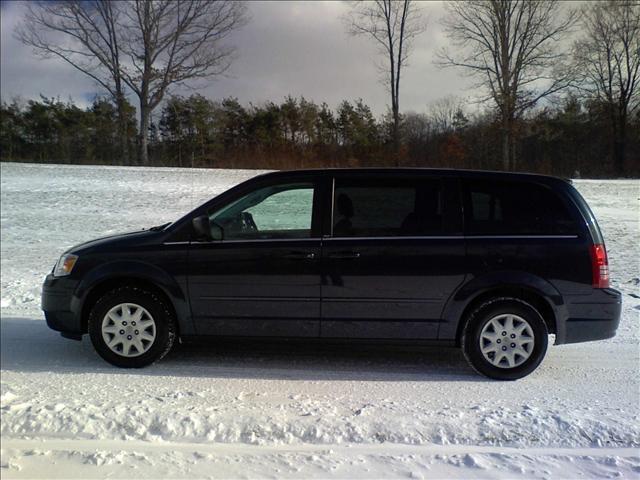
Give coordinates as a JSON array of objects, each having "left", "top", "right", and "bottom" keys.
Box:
[{"left": 2, "top": 438, "right": 639, "bottom": 458}]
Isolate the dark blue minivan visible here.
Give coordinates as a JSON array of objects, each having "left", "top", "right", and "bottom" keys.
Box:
[{"left": 42, "top": 169, "right": 621, "bottom": 379}]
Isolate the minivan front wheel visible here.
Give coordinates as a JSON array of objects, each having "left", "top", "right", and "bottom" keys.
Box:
[
  {"left": 462, "top": 298, "right": 548, "bottom": 380},
  {"left": 88, "top": 286, "right": 176, "bottom": 368},
  {"left": 101, "top": 303, "right": 156, "bottom": 358}
]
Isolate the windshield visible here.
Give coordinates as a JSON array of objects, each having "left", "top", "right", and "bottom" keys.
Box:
[{"left": 149, "top": 222, "right": 172, "bottom": 232}]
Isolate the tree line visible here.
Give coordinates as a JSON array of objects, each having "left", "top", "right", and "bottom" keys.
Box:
[
  {"left": 2, "top": 92, "right": 638, "bottom": 177},
  {"left": 2, "top": 0, "right": 639, "bottom": 176}
]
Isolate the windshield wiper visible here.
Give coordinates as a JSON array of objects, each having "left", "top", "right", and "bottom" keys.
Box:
[{"left": 149, "top": 222, "right": 171, "bottom": 232}]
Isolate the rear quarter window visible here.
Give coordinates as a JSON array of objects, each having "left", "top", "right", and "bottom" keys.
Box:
[{"left": 463, "top": 179, "right": 578, "bottom": 235}]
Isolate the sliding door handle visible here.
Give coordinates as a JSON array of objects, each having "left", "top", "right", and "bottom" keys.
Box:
[
  {"left": 284, "top": 251, "right": 316, "bottom": 260},
  {"left": 328, "top": 251, "right": 361, "bottom": 259}
]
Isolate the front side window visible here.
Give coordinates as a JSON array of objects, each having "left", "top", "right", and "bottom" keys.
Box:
[
  {"left": 209, "top": 183, "right": 314, "bottom": 240},
  {"left": 464, "top": 180, "right": 577, "bottom": 235},
  {"left": 332, "top": 178, "right": 443, "bottom": 237}
]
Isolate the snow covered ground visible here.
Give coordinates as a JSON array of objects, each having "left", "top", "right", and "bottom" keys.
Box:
[{"left": 1, "top": 162, "right": 639, "bottom": 478}]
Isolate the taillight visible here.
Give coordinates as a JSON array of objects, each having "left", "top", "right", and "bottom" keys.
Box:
[{"left": 590, "top": 243, "right": 610, "bottom": 288}]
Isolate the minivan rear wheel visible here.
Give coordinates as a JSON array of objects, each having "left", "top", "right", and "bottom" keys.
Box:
[
  {"left": 88, "top": 286, "right": 176, "bottom": 368},
  {"left": 462, "top": 298, "right": 548, "bottom": 380}
]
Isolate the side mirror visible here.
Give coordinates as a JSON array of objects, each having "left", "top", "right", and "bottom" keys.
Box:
[{"left": 192, "top": 215, "right": 212, "bottom": 241}]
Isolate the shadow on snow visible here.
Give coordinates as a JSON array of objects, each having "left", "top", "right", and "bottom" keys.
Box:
[{"left": 0, "top": 316, "right": 484, "bottom": 382}]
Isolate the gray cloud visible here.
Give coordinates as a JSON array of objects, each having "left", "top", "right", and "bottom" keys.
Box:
[
  {"left": 1, "top": 0, "right": 473, "bottom": 115},
  {"left": 1, "top": 2, "right": 98, "bottom": 107}
]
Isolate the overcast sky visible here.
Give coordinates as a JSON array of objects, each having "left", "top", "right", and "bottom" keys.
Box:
[{"left": 0, "top": 1, "right": 474, "bottom": 117}]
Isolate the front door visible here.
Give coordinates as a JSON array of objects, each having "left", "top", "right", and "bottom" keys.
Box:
[
  {"left": 188, "top": 179, "right": 322, "bottom": 337},
  {"left": 321, "top": 175, "right": 466, "bottom": 339}
]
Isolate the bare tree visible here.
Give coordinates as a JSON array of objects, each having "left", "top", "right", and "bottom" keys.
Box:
[
  {"left": 402, "top": 111, "right": 432, "bottom": 146},
  {"left": 17, "top": 1, "right": 131, "bottom": 163},
  {"left": 573, "top": 1, "right": 640, "bottom": 176},
  {"left": 438, "top": 1, "right": 577, "bottom": 170},
  {"left": 428, "top": 95, "right": 466, "bottom": 134},
  {"left": 346, "top": 1, "right": 426, "bottom": 158},
  {"left": 17, "top": 0, "right": 247, "bottom": 165},
  {"left": 119, "top": 1, "right": 247, "bottom": 164}
]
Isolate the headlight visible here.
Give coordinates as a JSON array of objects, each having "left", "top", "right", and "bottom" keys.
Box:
[{"left": 53, "top": 254, "right": 78, "bottom": 277}]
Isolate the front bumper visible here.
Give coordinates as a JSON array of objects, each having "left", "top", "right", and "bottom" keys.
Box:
[
  {"left": 42, "top": 274, "right": 83, "bottom": 337},
  {"left": 556, "top": 288, "right": 622, "bottom": 345}
]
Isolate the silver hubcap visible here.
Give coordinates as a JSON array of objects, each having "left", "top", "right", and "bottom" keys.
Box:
[
  {"left": 101, "top": 303, "right": 156, "bottom": 357},
  {"left": 479, "top": 314, "right": 535, "bottom": 369}
]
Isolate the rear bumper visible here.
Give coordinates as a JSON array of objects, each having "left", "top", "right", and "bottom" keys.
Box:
[
  {"left": 42, "top": 274, "right": 83, "bottom": 337},
  {"left": 556, "top": 288, "right": 622, "bottom": 345}
]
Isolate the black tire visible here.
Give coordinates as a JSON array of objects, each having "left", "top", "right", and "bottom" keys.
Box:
[
  {"left": 462, "top": 297, "right": 548, "bottom": 380},
  {"left": 88, "top": 285, "right": 176, "bottom": 368}
]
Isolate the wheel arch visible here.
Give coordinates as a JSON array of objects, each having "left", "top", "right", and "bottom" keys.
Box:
[
  {"left": 75, "top": 261, "right": 192, "bottom": 336},
  {"left": 440, "top": 271, "right": 563, "bottom": 346}
]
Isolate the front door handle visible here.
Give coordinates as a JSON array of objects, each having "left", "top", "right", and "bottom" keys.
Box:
[
  {"left": 284, "top": 251, "right": 316, "bottom": 260},
  {"left": 328, "top": 251, "right": 361, "bottom": 259}
]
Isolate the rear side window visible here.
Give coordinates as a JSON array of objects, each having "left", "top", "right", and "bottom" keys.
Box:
[
  {"left": 464, "top": 180, "right": 578, "bottom": 235},
  {"left": 332, "top": 178, "right": 443, "bottom": 237}
]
